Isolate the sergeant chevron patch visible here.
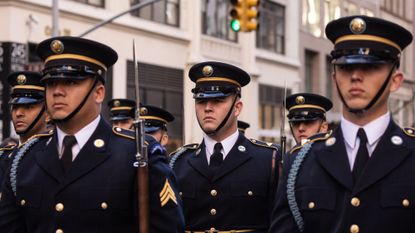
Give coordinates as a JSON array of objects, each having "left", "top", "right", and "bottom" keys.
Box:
[{"left": 160, "top": 179, "right": 177, "bottom": 207}]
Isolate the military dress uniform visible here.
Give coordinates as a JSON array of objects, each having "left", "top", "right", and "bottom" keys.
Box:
[
  {"left": 269, "top": 16, "right": 415, "bottom": 233},
  {"left": 285, "top": 93, "right": 332, "bottom": 145},
  {"left": 0, "top": 71, "right": 46, "bottom": 193},
  {"left": 0, "top": 36, "right": 184, "bottom": 233},
  {"left": 170, "top": 61, "right": 281, "bottom": 233}
]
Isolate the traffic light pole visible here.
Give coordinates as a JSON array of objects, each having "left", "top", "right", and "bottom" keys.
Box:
[{"left": 78, "top": 0, "right": 163, "bottom": 37}]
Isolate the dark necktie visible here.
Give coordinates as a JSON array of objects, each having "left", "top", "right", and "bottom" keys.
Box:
[
  {"left": 210, "top": 142, "right": 223, "bottom": 173},
  {"left": 353, "top": 128, "right": 369, "bottom": 182},
  {"left": 61, "top": 135, "right": 77, "bottom": 172}
]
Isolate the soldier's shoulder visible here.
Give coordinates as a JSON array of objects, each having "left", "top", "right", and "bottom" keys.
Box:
[
  {"left": 0, "top": 144, "right": 16, "bottom": 152},
  {"left": 112, "top": 127, "right": 135, "bottom": 140},
  {"left": 289, "top": 130, "right": 333, "bottom": 154},
  {"left": 20, "top": 130, "right": 54, "bottom": 148},
  {"left": 248, "top": 138, "right": 279, "bottom": 151},
  {"left": 403, "top": 127, "right": 415, "bottom": 138},
  {"left": 168, "top": 143, "right": 200, "bottom": 168}
]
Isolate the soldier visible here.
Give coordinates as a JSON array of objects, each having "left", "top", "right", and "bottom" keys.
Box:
[
  {"left": 170, "top": 61, "right": 280, "bottom": 232},
  {"left": 107, "top": 98, "right": 136, "bottom": 130},
  {"left": 0, "top": 36, "right": 184, "bottom": 233},
  {"left": 237, "top": 120, "right": 250, "bottom": 135},
  {"left": 140, "top": 104, "right": 174, "bottom": 148},
  {"left": 0, "top": 72, "right": 47, "bottom": 192},
  {"left": 269, "top": 16, "right": 414, "bottom": 233},
  {"left": 286, "top": 93, "right": 332, "bottom": 145}
]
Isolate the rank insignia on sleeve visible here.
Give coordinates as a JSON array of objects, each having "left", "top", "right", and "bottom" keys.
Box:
[{"left": 160, "top": 179, "right": 178, "bottom": 207}]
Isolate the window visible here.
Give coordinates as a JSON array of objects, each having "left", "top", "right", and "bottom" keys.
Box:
[
  {"left": 131, "top": 0, "right": 180, "bottom": 27},
  {"left": 302, "top": 0, "right": 321, "bottom": 37},
  {"left": 305, "top": 50, "right": 318, "bottom": 92},
  {"left": 324, "top": 0, "right": 341, "bottom": 28},
  {"left": 256, "top": 1, "right": 285, "bottom": 54},
  {"left": 126, "top": 61, "right": 183, "bottom": 153},
  {"left": 382, "top": 0, "right": 405, "bottom": 17},
  {"left": 258, "top": 84, "right": 291, "bottom": 143},
  {"left": 202, "top": 0, "right": 237, "bottom": 42},
  {"left": 69, "top": 0, "right": 104, "bottom": 7}
]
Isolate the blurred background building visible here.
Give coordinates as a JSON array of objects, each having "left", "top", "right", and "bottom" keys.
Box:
[{"left": 0, "top": 0, "right": 413, "bottom": 152}]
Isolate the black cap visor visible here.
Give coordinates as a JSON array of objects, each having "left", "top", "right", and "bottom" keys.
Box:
[
  {"left": 9, "top": 97, "right": 44, "bottom": 105},
  {"left": 331, "top": 48, "right": 396, "bottom": 65},
  {"left": 192, "top": 86, "right": 238, "bottom": 99},
  {"left": 42, "top": 65, "right": 99, "bottom": 83}
]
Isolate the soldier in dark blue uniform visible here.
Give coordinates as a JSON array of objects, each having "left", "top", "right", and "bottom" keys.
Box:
[
  {"left": 107, "top": 98, "right": 136, "bottom": 130},
  {"left": 0, "top": 72, "right": 47, "bottom": 193},
  {"left": 140, "top": 104, "right": 174, "bottom": 149},
  {"left": 285, "top": 93, "right": 332, "bottom": 145},
  {"left": 0, "top": 36, "right": 184, "bottom": 233},
  {"left": 170, "top": 61, "right": 280, "bottom": 233},
  {"left": 237, "top": 120, "right": 250, "bottom": 135},
  {"left": 269, "top": 16, "right": 414, "bottom": 233}
]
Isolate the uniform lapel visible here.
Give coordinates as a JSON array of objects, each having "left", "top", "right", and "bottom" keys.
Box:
[
  {"left": 35, "top": 133, "right": 64, "bottom": 183},
  {"left": 316, "top": 129, "right": 354, "bottom": 191},
  {"left": 212, "top": 134, "right": 252, "bottom": 183},
  {"left": 353, "top": 120, "right": 411, "bottom": 194},
  {"left": 188, "top": 142, "right": 212, "bottom": 180},
  {"left": 57, "top": 119, "right": 112, "bottom": 192}
]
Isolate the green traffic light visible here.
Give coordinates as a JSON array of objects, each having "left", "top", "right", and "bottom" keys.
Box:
[{"left": 230, "top": 19, "right": 241, "bottom": 32}]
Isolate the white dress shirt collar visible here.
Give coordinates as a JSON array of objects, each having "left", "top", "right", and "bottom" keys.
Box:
[
  {"left": 57, "top": 115, "right": 101, "bottom": 156},
  {"left": 203, "top": 129, "right": 240, "bottom": 164},
  {"left": 341, "top": 112, "right": 390, "bottom": 149}
]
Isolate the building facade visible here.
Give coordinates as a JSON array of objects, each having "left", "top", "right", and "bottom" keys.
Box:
[{"left": 0, "top": 0, "right": 413, "bottom": 151}]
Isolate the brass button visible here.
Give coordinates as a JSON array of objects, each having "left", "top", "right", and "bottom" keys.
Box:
[
  {"left": 179, "top": 192, "right": 182, "bottom": 196},
  {"left": 20, "top": 199, "right": 26, "bottom": 206},
  {"left": 210, "top": 208, "right": 217, "bottom": 215},
  {"left": 350, "top": 224, "right": 359, "bottom": 233},
  {"left": 101, "top": 202, "right": 108, "bottom": 210},
  {"left": 209, "top": 228, "right": 216, "bottom": 232},
  {"left": 56, "top": 229, "right": 64, "bottom": 233},
  {"left": 55, "top": 203, "right": 64, "bottom": 212},
  {"left": 210, "top": 189, "right": 217, "bottom": 197},
  {"left": 351, "top": 197, "right": 360, "bottom": 207},
  {"left": 247, "top": 191, "right": 253, "bottom": 196},
  {"left": 403, "top": 199, "right": 410, "bottom": 207},
  {"left": 308, "top": 202, "right": 315, "bottom": 209}
]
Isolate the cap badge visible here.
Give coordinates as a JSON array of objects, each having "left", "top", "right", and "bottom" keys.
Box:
[
  {"left": 140, "top": 107, "right": 148, "bottom": 116},
  {"left": 349, "top": 17, "right": 366, "bottom": 34},
  {"left": 16, "top": 74, "right": 26, "bottom": 85},
  {"left": 391, "top": 135, "right": 403, "bottom": 145},
  {"left": 50, "top": 40, "right": 64, "bottom": 54},
  {"left": 238, "top": 145, "right": 246, "bottom": 152},
  {"left": 202, "top": 65, "right": 214, "bottom": 77},
  {"left": 94, "top": 139, "right": 105, "bottom": 148},
  {"left": 113, "top": 100, "right": 121, "bottom": 107},
  {"left": 295, "top": 96, "right": 305, "bottom": 105}
]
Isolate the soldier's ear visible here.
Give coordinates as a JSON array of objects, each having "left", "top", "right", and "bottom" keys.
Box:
[
  {"left": 390, "top": 70, "right": 403, "bottom": 93},
  {"left": 94, "top": 83, "right": 105, "bottom": 104},
  {"left": 234, "top": 99, "right": 243, "bottom": 116}
]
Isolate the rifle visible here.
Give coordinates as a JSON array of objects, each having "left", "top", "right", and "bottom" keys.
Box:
[
  {"left": 133, "top": 40, "right": 149, "bottom": 233},
  {"left": 280, "top": 80, "right": 287, "bottom": 155}
]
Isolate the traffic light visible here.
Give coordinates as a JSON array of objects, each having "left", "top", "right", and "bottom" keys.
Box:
[
  {"left": 230, "top": 0, "right": 244, "bottom": 32},
  {"left": 229, "top": 0, "right": 260, "bottom": 32},
  {"left": 244, "top": 0, "right": 260, "bottom": 32}
]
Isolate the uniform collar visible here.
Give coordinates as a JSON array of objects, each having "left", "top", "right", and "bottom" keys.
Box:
[
  {"left": 341, "top": 112, "right": 390, "bottom": 149},
  {"left": 57, "top": 115, "right": 101, "bottom": 153},
  {"left": 203, "top": 129, "right": 239, "bottom": 157}
]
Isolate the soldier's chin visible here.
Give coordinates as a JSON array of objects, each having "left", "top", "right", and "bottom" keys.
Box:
[{"left": 203, "top": 128, "right": 216, "bottom": 135}]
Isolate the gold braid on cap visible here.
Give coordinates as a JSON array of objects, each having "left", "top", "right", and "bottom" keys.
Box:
[
  {"left": 111, "top": 106, "right": 133, "bottom": 111},
  {"left": 45, "top": 54, "right": 107, "bottom": 71},
  {"left": 335, "top": 34, "right": 402, "bottom": 52},
  {"left": 12, "top": 85, "right": 45, "bottom": 91},
  {"left": 289, "top": 104, "right": 326, "bottom": 112},
  {"left": 196, "top": 77, "right": 241, "bottom": 87},
  {"left": 140, "top": 116, "right": 168, "bottom": 124}
]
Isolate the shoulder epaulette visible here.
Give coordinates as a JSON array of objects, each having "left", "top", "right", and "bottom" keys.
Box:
[
  {"left": 289, "top": 130, "right": 333, "bottom": 154},
  {"left": 112, "top": 127, "right": 135, "bottom": 140},
  {"left": 19, "top": 130, "right": 54, "bottom": 148},
  {"left": 169, "top": 143, "right": 199, "bottom": 169},
  {"left": 403, "top": 127, "right": 415, "bottom": 137},
  {"left": 249, "top": 138, "right": 279, "bottom": 150}
]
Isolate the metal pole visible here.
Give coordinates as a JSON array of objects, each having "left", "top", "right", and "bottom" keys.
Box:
[
  {"left": 52, "top": 0, "right": 59, "bottom": 36},
  {"left": 78, "top": 0, "right": 162, "bottom": 37}
]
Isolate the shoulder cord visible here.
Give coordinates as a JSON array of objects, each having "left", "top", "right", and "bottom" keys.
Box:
[
  {"left": 10, "top": 137, "right": 39, "bottom": 196},
  {"left": 286, "top": 142, "right": 313, "bottom": 232},
  {"left": 168, "top": 147, "right": 188, "bottom": 169}
]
